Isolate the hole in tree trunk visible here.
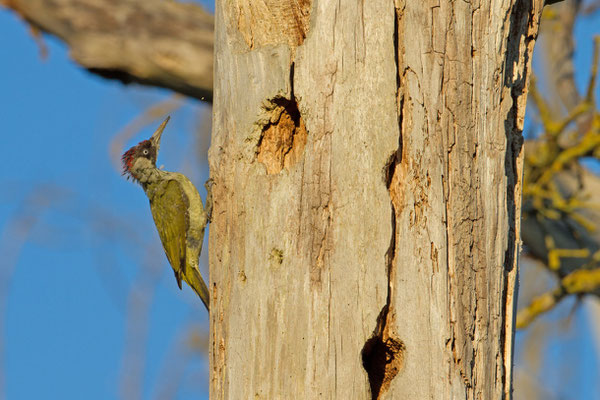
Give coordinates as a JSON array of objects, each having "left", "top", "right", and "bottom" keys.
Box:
[
  {"left": 256, "top": 96, "right": 307, "bottom": 174},
  {"left": 361, "top": 307, "right": 405, "bottom": 400}
]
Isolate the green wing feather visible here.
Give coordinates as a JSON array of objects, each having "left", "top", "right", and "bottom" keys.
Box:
[{"left": 149, "top": 179, "right": 189, "bottom": 289}]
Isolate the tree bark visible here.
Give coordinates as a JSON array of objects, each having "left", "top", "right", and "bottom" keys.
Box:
[{"left": 209, "top": 0, "right": 542, "bottom": 399}]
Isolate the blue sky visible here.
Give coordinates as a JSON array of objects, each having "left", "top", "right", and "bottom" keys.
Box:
[
  {"left": 0, "top": 8, "right": 210, "bottom": 400},
  {"left": 0, "top": 3, "right": 599, "bottom": 400}
]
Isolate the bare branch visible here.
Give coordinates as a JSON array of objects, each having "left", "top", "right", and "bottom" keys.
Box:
[{"left": 3, "top": 0, "right": 214, "bottom": 102}]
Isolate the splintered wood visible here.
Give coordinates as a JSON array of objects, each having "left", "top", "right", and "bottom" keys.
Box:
[{"left": 257, "top": 97, "right": 307, "bottom": 174}]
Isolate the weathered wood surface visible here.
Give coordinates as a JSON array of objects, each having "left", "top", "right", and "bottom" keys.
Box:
[{"left": 209, "top": 0, "right": 543, "bottom": 399}]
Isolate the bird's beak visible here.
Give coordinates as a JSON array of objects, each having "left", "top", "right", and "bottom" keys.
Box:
[{"left": 151, "top": 116, "right": 171, "bottom": 153}]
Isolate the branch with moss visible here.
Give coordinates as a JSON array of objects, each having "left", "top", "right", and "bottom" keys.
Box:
[
  {"left": 517, "top": 267, "right": 600, "bottom": 329},
  {"left": 523, "top": 37, "right": 599, "bottom": 236},
  {"left": 517, "top": 36, "right": 600, "bottom": 327},
  {"left": 525, "top": 37, "right": 599, "bottom": 188}
]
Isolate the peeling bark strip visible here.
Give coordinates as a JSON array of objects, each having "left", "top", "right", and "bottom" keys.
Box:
[
  {"left": 256, "top": 96, "right": 307, "bottom": 174},
  {"left": 230, "top": 0, "right": 312, "bottom": 48},
  {"left": 500, "top": 0, "right": 543, "bottom": 396},
  {"left": 211, "top": 0, "right": 542, "bottom": 398}
]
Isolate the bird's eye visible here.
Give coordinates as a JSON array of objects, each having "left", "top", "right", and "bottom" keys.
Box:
[{"left": 142, "top": 149, "right": 149, "bottom": 155}]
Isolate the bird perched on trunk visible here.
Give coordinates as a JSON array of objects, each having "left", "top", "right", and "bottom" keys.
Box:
[{"left": 122, "top": 116, "right": 211, "bottom": 311}]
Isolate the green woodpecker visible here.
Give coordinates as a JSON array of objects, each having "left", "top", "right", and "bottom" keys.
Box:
[{"left": 122, "top": 116, "right": 211, "bottom": 311}]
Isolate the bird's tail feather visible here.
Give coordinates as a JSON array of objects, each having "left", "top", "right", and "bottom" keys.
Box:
[{"left": 185, "top": 267, "right": 210, "bottom": 311}]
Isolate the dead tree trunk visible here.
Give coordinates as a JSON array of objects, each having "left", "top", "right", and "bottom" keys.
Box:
[{"left": 209, "top": 0, "right": 543, "bottom": 398}]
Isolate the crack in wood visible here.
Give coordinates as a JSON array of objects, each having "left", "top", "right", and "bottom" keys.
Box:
[
  {"left": 361, "top": 7, "right": 407, "bottom": 393},
  {"left": 361, "top": 178, "right": 404, "bottom": 399}
]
